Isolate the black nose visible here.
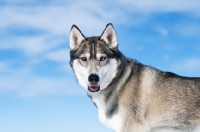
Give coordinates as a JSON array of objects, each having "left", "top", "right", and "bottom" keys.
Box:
[{"left": 88, "top": 74, "right": 99, "bottom": 84}]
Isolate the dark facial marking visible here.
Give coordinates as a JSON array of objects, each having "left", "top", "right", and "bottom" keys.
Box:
[
  {"left": 106, "top": 101, "right": 118, "bottom": 118},
  {"left": 91, "top": 42, "right": 95, "bottom": 60},
  {"left": 105, "top": 87, "right": 119, "bottom": 118}
]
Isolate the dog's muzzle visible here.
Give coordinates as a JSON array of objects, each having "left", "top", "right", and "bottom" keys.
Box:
[{"left": 88, "top": 74, "right": 100, "bottom": 92}]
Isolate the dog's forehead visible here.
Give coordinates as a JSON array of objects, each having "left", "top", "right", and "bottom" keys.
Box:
[
  {"left": 88, "top": 37, "right": 114, "bottom": 54},
  {"left": 75, "top": 36, "right": 113, "bottom": 57},
  {"left": 87, "top": 37, "right": 105, "bottom": 51}
]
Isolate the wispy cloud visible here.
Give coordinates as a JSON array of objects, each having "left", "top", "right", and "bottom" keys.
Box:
[
  {"left": 1, "top": 0, "right": 200, "bottom": 97},
  {"left": 178, "top": 59, "right": 200, "bottom": 69},
  {"left": 0, "top": 63, "right": 84, "bottom": 97},
  {"left": 45, "top": 49, "right": 70, "bottom": 63},
  {"left": 0, "top": 61, "right": 11, "bottom": 73},
  {"left": 171, "top": 58, "right": 200, "bottom": 76},
  {"left": 0, "top": 2, "right": 102, "bottom": 97},
  {"left": 173, "top": 23, "right": 200, "bottom": 37},
  {"left": 119, "top": 0, "right": 200, "bottom": 14},
  {"left": 156, "top": 27, "right": 168, "bottom": 36},
  {"left": 0, "top": 1, "right": 126, "bottom": 56}
]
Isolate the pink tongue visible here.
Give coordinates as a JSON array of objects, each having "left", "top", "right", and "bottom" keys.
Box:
[{"left": 89, "top": 86, "right": 99, "bottom": 91}]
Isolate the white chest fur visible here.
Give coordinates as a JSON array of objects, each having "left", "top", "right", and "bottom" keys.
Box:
[{"left": 90, "top": 93, "right": 122, "bottom": 132}]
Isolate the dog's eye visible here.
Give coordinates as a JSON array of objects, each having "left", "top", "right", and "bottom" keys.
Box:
[
  {"left": 100, "top": 57, "right": 106, "bottom": 61},
  {"left": 80, "top": 57, "right": 87, "bottom": 61}
]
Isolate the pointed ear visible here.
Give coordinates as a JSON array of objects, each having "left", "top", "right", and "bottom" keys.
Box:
[
  {"left": 100, "top": 23, "right": 118, "bottom": 49},
  {"left": 69, "top": 25, "right": 85, "bottom": 50}
]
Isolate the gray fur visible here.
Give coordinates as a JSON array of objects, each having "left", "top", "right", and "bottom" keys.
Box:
[{"left": 69, "top": 23, "right": 200, "bottom": 132}]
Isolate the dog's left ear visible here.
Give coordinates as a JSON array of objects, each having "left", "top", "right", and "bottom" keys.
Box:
[
  {"left": 70, "top": 25, "right": 86, "bottom": 51},
  {"left": 100, "top": 23, "right": 118, "bottom": 49}
]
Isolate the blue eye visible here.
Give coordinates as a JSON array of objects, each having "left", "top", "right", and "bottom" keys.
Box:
[{"left": 100, "top": 57, "right": 106, "bottom": 61}]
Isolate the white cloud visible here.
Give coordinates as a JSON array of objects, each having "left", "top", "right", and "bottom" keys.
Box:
[
  {"left": 0, "top": 65, "right": 84, "bottom": 97},
  {"left": 0, "top": 54, "right": 79, "bottom": 98},
  {"left": 0, "top": 6, "right": 69, "bottom": 34},
  {"left": 0, "top": 2, "right": 125, "bottom": 58},
  {"left": 1, "top": 0, "right": 200, "bottom": 97},
  {"left": 163, "top": 54, "right": 170, "bottom": 61},
  {"left": 19, "top": 77, "right": 84, "bottom": 98},
  {"left": 119, "top": 0, "right": 200, "bottom": 14},
  {"left": 156, "top": 27, "right": 168, "bottom": 36},
  {"left": 173, "top": 23, "right": 200, "bottom": 37},
  {"left": 1, "top": 0, "right": 199, "bottom": 58},
  {"left": 163, "top": 44, "right": 178, "bottom": 52},
  {"left": 1, "top": 0, "right": 37, "bottom": 5},
  {"left": 0, "top": 61, "right": 12, "bottom": 73},
  {"left": 3, "top": 76, "right": 84, "bottom": 98},
  {"left": 0, "top": 4, "right": 119, "bottom": 36},
  {"left": 172, "top": 58, "right": 200, "bottom": 75},
  {"left": 181, "top": 59, "right": 200, "bottom": 69},
  {"left": 0, "top": 35, "right": 69, "bottom": 60},
  {"left": 45, "top": 49, "right": 70, "bottom": 63}
]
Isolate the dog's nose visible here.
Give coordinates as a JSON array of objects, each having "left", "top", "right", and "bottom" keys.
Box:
[{"left": 88, "top": 74, "right": 99, "bottom": 84}]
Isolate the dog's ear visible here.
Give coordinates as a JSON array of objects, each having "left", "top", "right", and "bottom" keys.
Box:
[
  {"left": 70, "top": 25, "right": 85, "bottom": 51},
  {"left": 100, "top": 23, "right": 118, "bottom": 49}
]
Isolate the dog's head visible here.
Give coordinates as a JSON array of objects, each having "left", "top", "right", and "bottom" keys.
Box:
[{"left": 69, "top": 23, "right": 121, "bottom": 93}]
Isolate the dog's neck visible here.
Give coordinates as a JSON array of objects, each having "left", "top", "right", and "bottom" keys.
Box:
[
  {"left": 88, "top": 58, "right": 133, "bottom": 116},
  {"left": 87, "top": 59, "right": 134, "bottom": 131}
]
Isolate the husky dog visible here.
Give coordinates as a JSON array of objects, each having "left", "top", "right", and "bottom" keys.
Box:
[{"left": 69, "top": 23, "right": 200, "bottom": 132}]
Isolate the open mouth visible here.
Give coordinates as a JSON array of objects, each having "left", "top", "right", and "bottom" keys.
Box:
[{"left": 88, "top": 85, "right": 100, "bottom": 92}]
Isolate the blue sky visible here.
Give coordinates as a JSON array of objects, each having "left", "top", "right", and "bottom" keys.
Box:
[{"left": 1, "top": 0, "right": 200, "bottom": 132}]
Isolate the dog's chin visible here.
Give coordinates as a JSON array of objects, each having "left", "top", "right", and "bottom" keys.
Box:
[{"left": 88, "top": 85, "right": 100, "bottom": 92}]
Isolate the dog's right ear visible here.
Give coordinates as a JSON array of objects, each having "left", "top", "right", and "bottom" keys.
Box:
[
  {"left": 70, "top": 25, "right": 85, "bottom": 51},
  {"left": 100, "top": 23, "right": 118, "bottom": 50}
]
